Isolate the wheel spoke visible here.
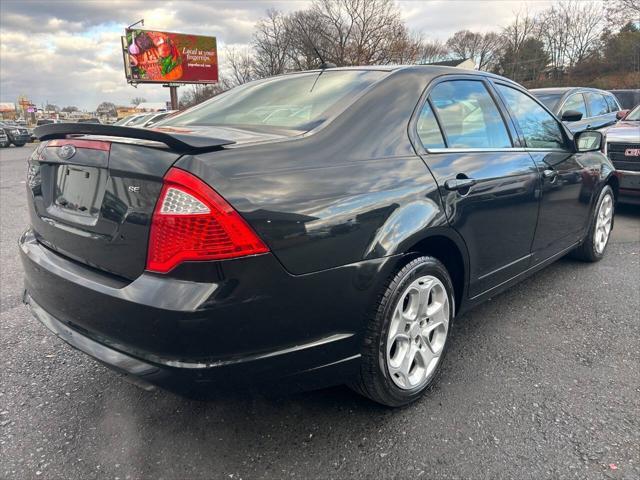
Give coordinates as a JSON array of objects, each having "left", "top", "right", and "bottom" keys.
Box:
[
  {"left": 415, "top": 342, "right": 437, "bottom": 372},
  {"left": 421, "top": 320, "right": 446, "bottom": 354}
]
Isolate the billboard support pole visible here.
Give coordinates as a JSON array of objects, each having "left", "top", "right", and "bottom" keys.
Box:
[{"left": 169, "top": 85, "right": 179, "bottom": 110}]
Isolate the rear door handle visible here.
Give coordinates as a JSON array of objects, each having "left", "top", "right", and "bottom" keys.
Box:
[{"left": 444, "top": 178, "right": 476, "bottom": 191}]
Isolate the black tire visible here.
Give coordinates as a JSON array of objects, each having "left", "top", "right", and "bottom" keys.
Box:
[
  {"left": 13, "top": 143, "right": 25, "bottom": 147},
  {"left": 350, "top": 256, "right": 455, "bottom": 407},
  {"left": 571, "top": 185, "right": 615, "bottom": 262}
]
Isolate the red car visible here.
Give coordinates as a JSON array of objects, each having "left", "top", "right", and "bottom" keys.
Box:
[{"left": 604, "top": 105, "right": 640, "bottom": 205}]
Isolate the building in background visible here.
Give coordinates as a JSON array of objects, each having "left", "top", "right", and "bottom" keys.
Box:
[{"left": 0, "top": 103, "right": 17, "bottom": 120}]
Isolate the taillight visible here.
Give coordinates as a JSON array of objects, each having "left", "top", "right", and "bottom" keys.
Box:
[{"left": 146, "top": 167, "right": 268, "bottom": 273}]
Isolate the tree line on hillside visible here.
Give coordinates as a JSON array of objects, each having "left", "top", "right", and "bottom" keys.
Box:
[{"left": 175, "top": 0, "right": 638, "bottom": 108}]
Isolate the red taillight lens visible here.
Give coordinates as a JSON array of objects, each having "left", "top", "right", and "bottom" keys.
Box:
[{"left": 146, "top": 167, "right": 269, "bottom": 273}]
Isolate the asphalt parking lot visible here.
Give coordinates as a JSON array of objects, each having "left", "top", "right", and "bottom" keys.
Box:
[{"left": 1, "top": 144, "right": 638, "bottom": 480}]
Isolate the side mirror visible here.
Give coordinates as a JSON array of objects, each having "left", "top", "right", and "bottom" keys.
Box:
[
  {"left": 616, "top": 109, "right": 630, "bottom": 120},
  {"left": 561, "top": 110, "right": 583, "bottom": 122},
  {"left": 575, "top": 130, "right": 603, "bottom": 152}
]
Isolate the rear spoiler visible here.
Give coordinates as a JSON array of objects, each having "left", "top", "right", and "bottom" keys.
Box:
[{"left": 35, "top": 123, "right": 236, "bottom": 152}]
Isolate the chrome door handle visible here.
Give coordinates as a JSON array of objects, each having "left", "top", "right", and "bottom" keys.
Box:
[
  {"left": 542, "top": 169, "right": 558, "bottom": 179},
  {"left": 444, "top": 178, "right": 476, "bottom": 191}
]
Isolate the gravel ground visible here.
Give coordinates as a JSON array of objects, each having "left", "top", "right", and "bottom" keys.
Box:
[{"left": 1, "top": 144, "right": 639, "bottom": 480}]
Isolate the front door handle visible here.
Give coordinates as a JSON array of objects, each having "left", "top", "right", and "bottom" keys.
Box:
[
  {"left": 444, "top": 178, "right": 476, "bottom": 191},
  {"left": 542, "top": 169, "right": 558, "bottom": 180}
]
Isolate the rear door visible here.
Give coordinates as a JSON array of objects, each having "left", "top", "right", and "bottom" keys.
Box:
[
  {"left": 493, "top": 83, "right": 593, "bottom": 261},
  {"left": 27, "top": 139, "right": 181, "bottom": 279},
  {"left": 415, "top": 77, "right": 540, "bottom": 297}
]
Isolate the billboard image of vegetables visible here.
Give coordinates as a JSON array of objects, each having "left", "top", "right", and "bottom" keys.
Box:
[{"left": 123, "top": 29, "right": 218, "bottom": 84}]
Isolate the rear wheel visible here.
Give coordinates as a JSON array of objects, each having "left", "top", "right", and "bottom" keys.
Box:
[
  {"left": 571, "top": 185, "right": 614, "bottom": 262},
  {"left": 351, "top": 256, "right": 454, "bottom": 407}
]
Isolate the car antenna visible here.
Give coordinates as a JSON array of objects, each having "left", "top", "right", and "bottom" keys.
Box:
[{"left": 294, "top": 16, "right": 336, "bottom": 70}]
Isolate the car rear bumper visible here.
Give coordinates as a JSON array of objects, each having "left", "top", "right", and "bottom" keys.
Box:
[{"left": 20, "top": 229, "right": 396, "bottom": 393}]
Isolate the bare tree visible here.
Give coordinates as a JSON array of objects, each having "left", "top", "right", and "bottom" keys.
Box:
[
  {"left": 445, "top": 30, "right": 501, "bottom": 70},
  {"left": 563, "top": 1, "right": 604, "bottom": 67},
  {"left": 536, "top": 1, "right": 605, "bottom": 78},
  {"left": 225, "top": 46, "right": 256, "bottom": 86},
  {"left": 131, "top": 97, "right": 146, "bottom": 106},
  {"left": 253, "top": 9, "right": 291, "bottom": 77},
  {"left": 606, "top": 0, "right": 640, "bottom": 29},
  {"left": 501, "top": 10, "right": 536, "bottom": 78},
  {"left": 416, "top": 39, "right": 449, "bottom": 64},
  {"left": 179, "top": 77, "right": 231, "bottom": 109}
]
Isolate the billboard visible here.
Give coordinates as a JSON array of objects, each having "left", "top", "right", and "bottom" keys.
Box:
[{"left": 122, "top": 29, "right": 218, "bottom": 84}]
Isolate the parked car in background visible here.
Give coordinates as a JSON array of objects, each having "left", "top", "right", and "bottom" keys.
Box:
[
  {"left": 604, "top": 104, "right": 640, "bottom": 205},
  {"left": 113, "top": 111, "right": 175, "bottom": 129},
  {"left": 143, "top": 110, "right": 177, "bottom": 128},
  {"left": 25, "top": 66, "right": 617, "bottom": 407},
  {"left": 76, "top": 118, "right": 101, "bottom": 124},
  {"left": 114, "top": 113, "right": 152, "bottom": 127},
  {"left": 0, "top": 129, "right": 9, "bottom": 147},
  {"left": 0, "top": 121, "right": 30, "bottom": 146},
  {"left": 609, "top": 89, "right": 640, "bottom": 110},
  {"left": 531, "top": 87, "right": 622, "bottom": 132},
  {"left": 36, "top": 119, "right": 62, "bottom": 126}
]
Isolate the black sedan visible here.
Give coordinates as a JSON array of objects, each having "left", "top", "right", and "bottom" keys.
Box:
[{"left": 22, "top": 66, "right": 617, "bottom": 406}]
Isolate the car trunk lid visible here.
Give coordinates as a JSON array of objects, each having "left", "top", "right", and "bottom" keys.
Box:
[{"left": 27, "top": 139, "right": 185, "bottom": 280}]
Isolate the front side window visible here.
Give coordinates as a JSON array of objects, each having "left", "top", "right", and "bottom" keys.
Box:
[
  {"left": 604, "top": 95, "right": 619, "bottom": 113},
  {"left": 496, "top": 84, "right": 566, "bottom": 150},
  {"left": 162, "top": 70, "right": 387, "bottom": 130},
  {"left": 416, "top": 101, "right": 445, "bottom": 149},
  {"left": 585, "top": 93, "right": 609, "bottom": 116},
  {"left": 561, "top": 94, "right": 587, "bottom": 119},
  {"left": 429, "top": 80, "right": 511, "bottom": 148}
]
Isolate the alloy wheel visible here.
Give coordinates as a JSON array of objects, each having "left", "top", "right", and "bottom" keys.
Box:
[
  {"left": 386, "top": 275, "right": 450, "bottom": 390},
  {"left": 594, "top": 193, "right": 613, "bottom": 254}
]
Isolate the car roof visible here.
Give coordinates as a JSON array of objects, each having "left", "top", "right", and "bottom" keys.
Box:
[
  {"left": 530, "top": 87, "right": 613, "bottom": 95},
  {"left": 288, "top": 64, "right": 521, "bottom": 87}
]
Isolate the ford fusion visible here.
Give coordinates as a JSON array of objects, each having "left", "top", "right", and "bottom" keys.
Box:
[{"left": 22, "top": 66, "right": 617, "bottom": 406}]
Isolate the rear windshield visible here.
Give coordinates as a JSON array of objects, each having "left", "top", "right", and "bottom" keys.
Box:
[
  {"left": 532, "top": 93, "right": 562, "bottom": 111},
  {"left": 162, "top": 70, "right": 388, "bottom": 130}
]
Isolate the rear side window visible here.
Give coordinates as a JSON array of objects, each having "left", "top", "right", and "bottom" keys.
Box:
[
  {"left": 496, "top": 84, "right": 566, "bottom": 150},
  {"left": 416, "top": 102, "right": 445, "bottom": 149},
  {"left": 604, "top": 95, "right": 619, "bottom": 112},
  {"left": 585, "top": 92, "right": 609, "bottom": 116},
  {"left": 429, "top": 80, "right": 511, "bottom": 148},
  {"left": 561, "top": 94, "right": 587, "bottom": 118}
]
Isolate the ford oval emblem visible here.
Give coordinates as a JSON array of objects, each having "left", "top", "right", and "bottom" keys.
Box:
[{"left": 58, "top": 144, "right": 77, "bottom": 160}]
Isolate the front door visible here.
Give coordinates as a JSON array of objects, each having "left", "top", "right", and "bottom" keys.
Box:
[{"left": 493, "top": 83, "right": 594, "bottom": 262}]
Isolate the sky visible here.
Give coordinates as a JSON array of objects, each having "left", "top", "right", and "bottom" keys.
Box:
[{"left": 0, "top": 0, "right": 558, "bottom": 111}]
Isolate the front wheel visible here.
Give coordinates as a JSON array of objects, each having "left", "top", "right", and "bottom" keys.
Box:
[
  {"left": 13, "top": 143, "right": 25, "bottom": 148},
  {"left": 351, "top": 256, "right": 454, "bottom": 407},
  {"left": 571, "top": 185, "right": 614, "bottom": 262}
]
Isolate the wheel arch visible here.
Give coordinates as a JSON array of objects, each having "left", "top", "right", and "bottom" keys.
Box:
[{"left": 403, "top": 229, "right": 469, "bottom": 313}]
